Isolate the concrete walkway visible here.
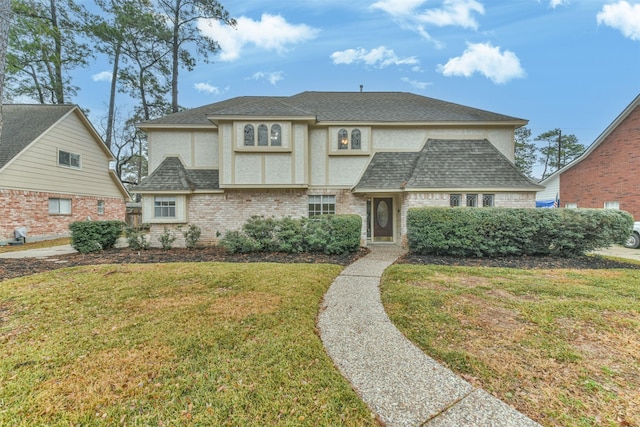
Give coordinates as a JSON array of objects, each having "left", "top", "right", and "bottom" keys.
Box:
[
  {"left": 0, "top": 244, "right": 77, "bottom": 259},
  {"left": 318, "top": 245, "right": 541, "bottom": 427}
]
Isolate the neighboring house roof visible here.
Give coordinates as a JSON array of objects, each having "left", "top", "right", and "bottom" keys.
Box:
[
  {"left": 136, "top": 156, "right": 219, "bottom": 192},
  {"left": 0, "top": 104, "right": 76, "bottom": 169},
  {"left": 0, "top": 103, "right": 130, "bottom": 200},
  {"left": 539, "top": 93, "right": 640, "bottom": 186},
  {"left": 355, "top": 139, "right": 543, "bottom": 192},
  {"left": 139, "top": 91, "right": 526, "bottom": 128}
]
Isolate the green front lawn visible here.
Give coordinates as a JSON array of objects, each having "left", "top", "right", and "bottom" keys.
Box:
[
  {"left": 381, "top": 264, "right": 640, "bottom": 427},
  {"left": 0, "top": 262, "right": 377, "bottom": 426}
]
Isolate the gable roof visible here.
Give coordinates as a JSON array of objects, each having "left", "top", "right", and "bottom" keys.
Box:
[
  {"left": 0, "top": 104, "right": 76, "bottom": 169},
  {"left": 139, "top": 91, "right": 526, "bottom": 128},
  {"left": 136, "top": 156, "right": 220, "bottom": 193},
  {"left": 539, "top": 93, "right": 640, "bottom": 186},
  {"left": 355, "top": 139, "right": 543, "bottom": 192}
]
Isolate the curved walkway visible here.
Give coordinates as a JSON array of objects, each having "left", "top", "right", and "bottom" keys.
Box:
[{"left": 318, "top": 245, "right": 541, "bottom": 427}]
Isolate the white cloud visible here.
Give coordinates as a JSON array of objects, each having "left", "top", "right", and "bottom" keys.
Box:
[
  {"left": 417, "top": 0, "right": 485, "bottom": 29},
  {"left": 194, "top": 83, "right": 221, "bottom": 94},
  {"left": 92, "top": 71, "right": 112, "bottom": 82},
  {"left": 597, "top": 1, "right": 640, "bottom": 41},
  {"left": 198, "top": 13, "right": 319, "bottom": 62},
  {"left": 371, "top": 0, "right": 485, "bottom": 34},
  {"left": 437, "top": 42, "right": 525, "bottom": 84},
  {"left": 401, "top": 77, "right": 432, "bottom": 89},
  {"left": 539, "top": 0, "right": 569, "bottom": 8},
  {"left": 249, "top": 71, "right": 284, "bottom": 85},
  {"left": 331, "top": 46, "right": 419, "bottom": 68}
]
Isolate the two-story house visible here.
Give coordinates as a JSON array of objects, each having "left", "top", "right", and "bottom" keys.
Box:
[
  {"left": 136, "top": 91, "right": 542, "bottom": 247},
  {"left": 0, "top": 104, "right": 130, "bottom": 244}
]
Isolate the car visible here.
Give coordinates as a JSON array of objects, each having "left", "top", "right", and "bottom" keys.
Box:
[{"left": 624, "top": 221, "right": 640, "bottom": 249}]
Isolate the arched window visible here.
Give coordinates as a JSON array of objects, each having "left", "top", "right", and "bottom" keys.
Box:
[
  {"left": 258, "top": 124, "right": 268, "bottom": 146},
  {"left": 244, "top": 124, "right": 255, "bottom": 146},
  {"left": 338, "top": 129, "right": 348, "bottom": 150},
  {"left": 270, "top": 124, "right": 282, "bottom": 146},
  {"left": 351, "top": 129, "right": 361, "bottom": 149}
]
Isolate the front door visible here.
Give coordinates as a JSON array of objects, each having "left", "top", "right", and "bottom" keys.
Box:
[{"left": 373, "top": 198, "right": 393, "bottom": 242}]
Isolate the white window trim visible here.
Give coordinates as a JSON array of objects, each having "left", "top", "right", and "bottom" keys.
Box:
[
  {"left": 308, "top": 195, "right": 336, "bottom": 217},
  {"left": 58, "top": 149, "right": 81, "bottom": 169},
  {"left": 49, "top": 198, "right": 72, "bottom": 215},
  {"left": 142, "top": 195, "right": 187, "bottom": 224}
]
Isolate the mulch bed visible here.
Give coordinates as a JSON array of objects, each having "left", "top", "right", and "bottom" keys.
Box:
[{"left": 2, "top": 246, "right": 640, "bottom": 282}]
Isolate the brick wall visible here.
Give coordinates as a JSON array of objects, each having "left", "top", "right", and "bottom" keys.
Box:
[
  {"left": 561, "top": 105, "right": 640, "bottom": 219},
  {"left": 147, "top": 189, "right": 368, "bottom": 248},
  {"left": 0, "top": 189, "right": 126, "bottom": 242}
]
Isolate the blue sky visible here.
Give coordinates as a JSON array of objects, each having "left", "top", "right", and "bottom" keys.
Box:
[{"left": 77, "top": 0, "right": 640, "bottom": 177}]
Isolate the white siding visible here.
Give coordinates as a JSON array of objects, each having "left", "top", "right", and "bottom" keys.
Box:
[
  {"left": 0, "top": 111, "right": 124, "bottom": 198},
  {"left": 536, "top": 175, "right": 558, "bottom": 201}
]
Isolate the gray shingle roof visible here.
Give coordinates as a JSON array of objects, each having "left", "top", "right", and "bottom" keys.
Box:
[
  {"left": 139, "top": 91, "right": 524, "bottom": 126},
  {"left": 136, "top": 156, "right": 219, "bottom": 192},
  {"left": 0, "top": 104, "right": 76, "bottom": 169},
  {"left": 355, "top": 139, "right": 543, "bottom": 191}
]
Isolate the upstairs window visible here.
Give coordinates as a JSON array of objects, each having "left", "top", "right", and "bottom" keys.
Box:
[
  {"left": 337, "top": 128, "right": 362, "bottom": 150},
  {"left": 58, "top": 150, "right": 80, "bottom": 168},
  {"left": 338, "top": 129, "right": 349, "bottom": 150},
  {"left": 257, "top": 124, "right": 269, "bottom": 146},
  {"left": 271, "top": 124, "right": 282, "bottom": 146},
  {"left": 351, "top": 129, "right": 361, "bottom": 149},
  {"left": 244, "top": 123, "right": 283, "bottom": 147},
  {"left": 244, "top": 125, "right": 255, "bottom": 146}
]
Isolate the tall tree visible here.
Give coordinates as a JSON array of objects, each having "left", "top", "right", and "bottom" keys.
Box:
[
  {"left": 0, "top": 0, "right": 12, "bottom": 140},
  {"left": 6, "top": 0, "right": 90, "bottom": 104},
  {"left": 536, "top": 128, "right": 585, "bottom": 180},
  {"left": 514, "top": 126, "right": 537, "bottom": 179},
  {"left": 155, "top": 0, "right": 235, "bottom": 112},
  {"left": 85, "top": 0, "right": 170, "bottom": 147}
]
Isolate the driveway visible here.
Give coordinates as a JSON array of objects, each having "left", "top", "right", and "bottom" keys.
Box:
[{"left": 593, "top": 245, "right": 640, "bottom": 262}]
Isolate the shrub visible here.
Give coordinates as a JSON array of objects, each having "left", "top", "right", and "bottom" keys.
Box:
[
  {"left": 181, "top": 224, "right": 202, "bottom": 249},
  {"left": 158, "top": 227, "right": 177, "bottom": 250},
  {"left": 407, "top": 207, "right": 632, "bottom": 258},
  {"left": 125, "top": 227, "right": 150, "bottom": 250},
  {"left": 69, "top": 220, "right": 124, "bottom": 254},
  {"left": 220, "top": 215, "right": 362, "bottom": 255}
]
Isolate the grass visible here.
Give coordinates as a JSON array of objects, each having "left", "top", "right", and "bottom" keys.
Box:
[
  {"left": 0, "top": 262, "right": 377, "bottom": 426},
  {"left": 0, "top": 238, "right": 70, "bottom": 253},
  {"left": 381, "top": 264, "right": 640, "bottom": 427}
]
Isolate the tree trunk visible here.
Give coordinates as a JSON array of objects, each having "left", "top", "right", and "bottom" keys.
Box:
[
  {"left": 105, "top": 41, "right": 121, "bottom": 149},
  {"left": 0, "top": 0, "right": 11, "bottom": 141},
  {"left": 170, "top": 1, "right": 180, "bottom": 113},
  {"left": 49, "top": 0, "right": 64, "bottom": 103}
]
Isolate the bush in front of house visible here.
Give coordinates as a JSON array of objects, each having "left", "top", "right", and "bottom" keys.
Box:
[
  {"left": 70, "top": 220, "right": 125, "bottom": 254},
  {"left": 221, "top": 215, "right": 362, "bottom": 255},
  {"left": 407, "top": 207, "right": 633, "bottom": 258}
]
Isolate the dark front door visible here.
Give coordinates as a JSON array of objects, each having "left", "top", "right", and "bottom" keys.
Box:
[{"left": 373, "top": 198, "right": 393, "bottom": 242}]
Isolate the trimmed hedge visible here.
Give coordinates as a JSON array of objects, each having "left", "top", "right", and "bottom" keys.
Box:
[
  {"left": 220, "top": 215, "right": 362, "bottom": 255},
  {"left": 407, "top": 207, "right": 633, "bottom": 257},
  {"left": 69, "top": 220, "right": 125, "bottom": 254}
]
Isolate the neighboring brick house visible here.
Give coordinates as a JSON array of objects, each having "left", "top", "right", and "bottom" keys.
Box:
[
  {"left": 0, "top": 104, "right": 130, "bottom": 243},
  {"left": 136, "top": 91, "right": 542, "bottom": 247},
  {"left": 538, "top": 94, "right": 640, "bottom": 219}
]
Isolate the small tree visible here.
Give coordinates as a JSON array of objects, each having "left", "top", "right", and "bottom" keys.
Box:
[
  {"left": 514, "top": 127, "right": 537, "bottom": 179},
  {"left": 537, "top": 128, "right": 585, "bottom": 180}
]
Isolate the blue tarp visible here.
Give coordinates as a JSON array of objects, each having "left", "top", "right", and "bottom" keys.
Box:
[{"left": 536, "top": 200, "right": 556, "bottom": 208}]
